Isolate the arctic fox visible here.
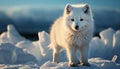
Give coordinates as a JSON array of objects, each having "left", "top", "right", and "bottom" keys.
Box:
[{"left": 49, "top": 4, "right": 94, "bottom": 67}]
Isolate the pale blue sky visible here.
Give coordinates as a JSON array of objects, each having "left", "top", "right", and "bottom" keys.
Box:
[{"left": 0, "top": 0, "right": 120, "bottom": 9}]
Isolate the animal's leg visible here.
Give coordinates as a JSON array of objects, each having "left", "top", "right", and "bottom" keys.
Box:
[
  {"left": 80, "top": 46, "right": 90, "bottom": 66},
  {"left": 66, "top": 47, "right": 79, "bottom": 67},
  {"left": 52, "top": 46, "right": 61, "bottom": 63}
]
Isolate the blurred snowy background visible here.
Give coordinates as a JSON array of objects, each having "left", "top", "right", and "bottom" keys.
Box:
[
  {"left": 0, "top": 0, "right": 120, "bottom": 69},
  {"left": 0, "top": 0, "right": 120, "bottom": 40}
]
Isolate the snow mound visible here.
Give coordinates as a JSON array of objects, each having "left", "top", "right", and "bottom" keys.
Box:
[
  {"left": 40, "top": 61, "right": 100, "bottom": 69},
  {"left": 41, "top": 58, "right": 120, "bottom": 69},
  {"left": 0, "top": 24, "right": 51, "bottom": 64},
  {"left": 0, "top": 43, "right": 36, "bottom": 64},
  {"left": 0, "top": 24, "right": 26, "bottom": 44},
  {"left": 89, "top": 28, "right": 120, "bottom": 63},
  {"left": 16, "top": 40, "right": 42, "bottom": 61},
  {"left": 113, "top": 30, "right": 120, "bottom": 63},
  {"left": 38, "top": 31, "right": 50, "bottom": 57}
]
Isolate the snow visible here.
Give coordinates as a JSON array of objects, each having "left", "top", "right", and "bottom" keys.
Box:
[
  {"left": 0, "top": 24, "right": 26, "bottom": 44},
  {"left": 0, "top": 24, "right": 52, "bottom": 65},
  {"left": 41, "top": 58, "right": 120, "bottom": 69},
  {"left": 0, "top": 43, "right": 37, "bottom": 64},
  {"left": 40, "top": 60, "right": 100, "bottom": 69},
  {"left": 89, "top": 28, "right": 120, "bottom": 63},
  {"left": 0, "top": 24, "right": 120, "bottom": 69}
]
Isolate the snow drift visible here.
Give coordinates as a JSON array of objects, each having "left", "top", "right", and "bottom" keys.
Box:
[
  {"left": 89, "top": 28, "right": 120, "bottom": 63},
  {"left": 40, "top": 58, "right": 120, "bottom": 69},
  {"left": 0, "top": 24, "right": 120, "bottom": 69},
  {"left": 0, "top": 24, "right": 52, "bottom": 65}
]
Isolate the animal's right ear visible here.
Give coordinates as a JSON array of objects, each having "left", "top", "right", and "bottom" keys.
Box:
[
  {"left": 83, "top": 4, "right": 90, "bottom": 14},
  {"left": 65, "top": 4, "right": 72, "bottom": 14}
]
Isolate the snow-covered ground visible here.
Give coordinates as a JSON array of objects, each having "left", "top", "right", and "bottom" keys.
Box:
[{"left": 0, "top": 24, "right": 120, "bottom": 69}]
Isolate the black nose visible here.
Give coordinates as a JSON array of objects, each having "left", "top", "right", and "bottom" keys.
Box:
[{"left": 75, "top": 25, "right": 79, "bottom": 30}]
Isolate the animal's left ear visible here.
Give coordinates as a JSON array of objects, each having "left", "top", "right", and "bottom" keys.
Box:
[
  {"left": 65, "top": 4, "right": 72, "bottom": 14},
  {"left": 83, "top": 4, "right": 90, "bottom": 14}
]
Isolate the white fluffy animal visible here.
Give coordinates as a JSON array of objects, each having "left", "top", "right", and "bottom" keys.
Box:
[{"left": 49, "top": 4, "right": 94, "bottom": 67}]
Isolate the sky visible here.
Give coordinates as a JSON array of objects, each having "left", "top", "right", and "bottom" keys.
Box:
[
  {"left": 0, "top": 0, "right": 120, "bottom": 10},
  {"left": 0, "top": 0, "right": 120, "bottom": 35}
]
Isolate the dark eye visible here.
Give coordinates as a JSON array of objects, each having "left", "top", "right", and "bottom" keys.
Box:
[
  {"left": 80, "top": 19, "right": 84, "bottom": 21},
  {"left": 71, "top": 19, "right": 74, "bottom": 21}
]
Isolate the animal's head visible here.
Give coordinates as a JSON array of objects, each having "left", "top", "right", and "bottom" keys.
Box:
[{"left": 63, "top": 4, "right": 93, "bottom": 31}]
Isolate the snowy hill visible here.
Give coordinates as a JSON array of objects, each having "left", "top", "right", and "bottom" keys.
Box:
[{"left": 0, "top": 24, "right": 120, "bottom": 69}]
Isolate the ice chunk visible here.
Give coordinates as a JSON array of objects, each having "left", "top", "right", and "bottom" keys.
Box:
[
  {"left": 15, "top": 31, "right": 51, "bottom": 62},
  {"left": 0, "top": 32, "right": 8, "bottom": 44},
  {"left": 0, "top": 24, "right": 26, "bottom": 44},
  {"left": 7, "top": 24, "right": 26, "bottom": 44},
  {"left": 112, "top": 55, "right": 118, "bottom": 62},
  {"left": 38, "top": 31, "right": 51, "bottom": 57},
  {"left": 113, "top": 30, "right": 120, "bottom": 63},
  {"left": 100, "top": 28, "right": 115, "bottom": 46},
  {"left": 89, "top": 37, "right": 105, "bottom": 58},
  {"left": 113, "top": 30, "right": 120, "bottom": 48},
  {"left": 89, "top": 28, "right": 116, "bottom": 60},
  {"left": 16, "top": 40, "right": 42, "bottom": 61}
]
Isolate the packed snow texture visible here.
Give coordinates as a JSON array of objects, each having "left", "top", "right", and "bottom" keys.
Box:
[
  {"left": 0, "top": 24, "right": 120, "bottom": 69},
  {"left": 89, "top": 28, "right": 120, "bottom": 63},
  {"left": 0, "top": 24, "right": 52, "bottom": 65},
  {"left": 41, "top": 58, "right": 120, "bottom": 69}
]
